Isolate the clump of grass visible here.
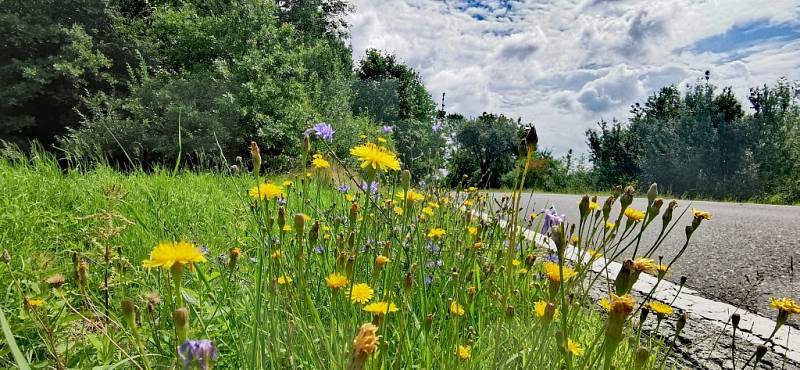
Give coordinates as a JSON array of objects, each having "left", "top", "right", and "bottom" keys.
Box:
[{"left": 0, "top": 129, "right": 793, "bottom": 370}]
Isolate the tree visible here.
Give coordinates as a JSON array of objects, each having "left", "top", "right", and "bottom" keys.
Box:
[{"left": 448, "top": 113, "right": 520, "bottom": 188}]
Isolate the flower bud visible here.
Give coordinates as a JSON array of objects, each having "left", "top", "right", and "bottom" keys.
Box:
[
  {"left": 121, "top": 298, "right": 136, "bottom": 328},
  {"left": 649, "top": 198, "right": 664, "bottom": 219},
  {"left": 646, "top": 183, "right": 658, "bottom": 206},
  {"left": 663, "top": 200, "right": 677, "bottom": 225},
  {"left": 401, "top": 170, "right": 411, "bottom": 189},
  {"left": 525, "top": 125, "right": 538, "bottom": 153},
  {"left": 614, "top": 260, "right": 634, "bottom": 295},
  {"left": 78, "top": 260, "right": 89, "bottom": 287},
  {"left": 755, "top": 345, "right": 768, "bottom": 364},
  {"left": 676, "top": 312, "right": 687, "bottom": 333},
  {"left": 277, "top": 206, "right": 286, "bottom": 230},
  {"left": 303, "top": 134, "right": 311, "bottom": 155},
  {"left": 731, "top": 313, "right": 740, "bottom": 328},
  {"left": 620, "top": 186, "right": 635, "bottom": 211},
  {"left": 404, "top": 272, "right": 413, "bottom": 292},
  {"left": 602, "top": 196, "right": 615, "bottom": 220},
  {"left": 309, "top": 221, "right": 320, "bottom": 244},
  {"left": 249, "top": 141, "right": 261, "bottom": 177},
  {"left": 294, "top": 213, "right": 306, "bottom": 234},
  {"left": 639, "top": 306, "right": 650, "bottom": 324},
  {"left": 228, "top": 247, "right": 241, "bottom": 269},
  {"left": 349, "top": 203, "right": 358, "bottom": 224},
  {"left": 634, "top": 347, "right": 650, "bottom": 369},
  {"left": 579, "top": 195, "right": 590, "bottom": 219},
  {"left": 174, "top": 307, "right": 189, "bottom": 343}
]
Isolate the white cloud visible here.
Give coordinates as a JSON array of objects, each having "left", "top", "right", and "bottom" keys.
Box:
[{"left": 348, "top": 0, "right": 800, "bottom": 154}]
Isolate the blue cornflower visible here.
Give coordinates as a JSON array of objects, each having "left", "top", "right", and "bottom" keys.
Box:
[
  {"left": 426, "top": 242, "right": 441, "bottom": 256},
  {"left": 313, "top": 245, "right": 325, "bottom": 254},
  {"left": 178, "top": 339, "right": 218, "bottom": 370},
  {"left": 382, "top": 125, "right": 394, "bottom": 134},
  {"left": 424, "top": 275, "right": 434, "bottom": 286},
  {"left": 540, "top": 206, "right": 564, "bottom": 235},
  {"left": 361, "top": 181, "right": 379, "bottom": 195},
  {"left": 337, "top": 184, "right": 351, "bottom": 193}
]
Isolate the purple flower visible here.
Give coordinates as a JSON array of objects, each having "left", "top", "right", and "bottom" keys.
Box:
[
  {"left": 540, "top": 206, "right": 564, "bottom": 235},
  {"left": 337, "top": 184, "right": 351, "bottom": 193},
  {"left": 311, "top": 122, "right": 335, "bottom": 143},
  {"left": 426, "top": 242, "right": 441, "bottom": 256},
  {"left": 545, "top": 254, "right": 559, "bottom": 263},
  {"left": 361, "top": 181, "right": 379, "bottom": 195},
  {"left": 432, "top": 122, "right": 444, "bottom": 132},
  {"left": 424, "top": 275, "right": 434, "bottom": 286},
  {"left": 313, "top": 245, "right": 325, "bottom": 254},
  {"left": 178, "top": 339, "right": 219, "bottom": 370},
  {"left": 382, "top": 125, "right": 394, "bottom": 134}
]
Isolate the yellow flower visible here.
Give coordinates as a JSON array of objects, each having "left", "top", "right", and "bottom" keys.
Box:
[
  {"left": 457, "top": 345, "right": 471, "bottom": 360},
  {"left": 346, "top": 194, "right": 354, "bottom": 202},
  {"left": 306, "top": 172, "right": 312, "bottom": 178},
  {"left": 517, "top": 268, "right": 528, "bottom": 274},
  {"left": 632, "top": 257, "right": 656, "bottom": 273},
  {"left": 511, "top": 259, "right": 521, "bottom": 267},
  {"left": 397, "top": 189, "right": 425, "bottom": 202},
  {"left": 26, "top": 298, "right": 45, "bottom": 309},
  {"left": 299, "top": 213, "right": 311, "bottom": 222},
  {"left": 450, "top": 300, "right": 465, "bottom": 316},
  {"left": 282, "top": 180, "right": 293, "bottom": 188},
  {"left": 771, "top": 298, "right": 800, "bottom": 315},
  {"left": 325, "top": 272, "right": 349, "bottom": 289},
  {"left": 428, "top": 202, "right": 440, "bottom": 209},
  {"left": 599, "top": 294, "right": 636, "bottom": 316},
  {"left": 363, "top": 301, "right": 398, "bottom": 315},
  {"left": 529, "top": 213, "right": 539, "bottom": 220},
  {"left": 656, "top": 264, "right": 669, "bottom": 276},
  {"left": 142, "top": 241, "right": 206, "bottom": 269},
  {"left": 467, "top": 226, "right": 478, "bottom": 236},
  {"left": 282, "top": 224, "right": 292, "bottom": 232},
  {"left": 427, "top": 228, "right": 446, "bottom": 239},
  {"left": 377, "top": 137, "right": 387, "bottom": 144},
  {"left": 463, "top": 199, "right": 474, "bottom": 207},
  {"left": 605, "top": 221, "right": 616, "bottom": 229},
  {"left": 351, "top": 323, "right": 379, "bottom": 357},
  {"left": 375, "top": 255, "right": 390, "bottom": 267},
  {"left": 249, "top": 182, "right": 285, "bottom": 201},
  {"left": 692, "top": 208, "right": 712, "bottom": 220},
  {"left": 393, "top": 206, "right": 404, "bottom": 215},
  {"left": 350, "top": 142, "right": 401, "bottom": 172},
  {"left": 571, "top": 235, "right": 580, "bottom": 244},
  {"left": 271, "top": 249, "right": 283, "bottom": 259},
  {"left": 624, "top": 208, "right": 646, "bottom": 222},
  {"left": 277, "top": 276, "right": 293, "bottom": 285},
  {"left": 311, "top": 153, "right": 330, "bottom": 169},
  {"left": 534, "top": 300, "right": 559, "bottom": 319},
  {"left": 422, "top": 207, "right": 434, "bottom": 216},
  {"left": 349, "top": 283, "right": 374, "bottom": 304},
  {"left": 542, "top": 261, "right": 577, "bottom": 283},
  {"left": 466, "top": 186, "right": 477, "bottom": 192},
  {"left": 565, "top": 339, "right": 584, "bottom": 356},
  {"left": 588, "top": 201, "right": 599, "bottom": 210},
  {"left": 587, "top": 249, "right": 602, "bottom": 259},
  {"left": 647, "top": 301, "right": 673, "bottom": 316}
]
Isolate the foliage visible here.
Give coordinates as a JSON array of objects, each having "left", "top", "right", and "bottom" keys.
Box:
[{"left": 448, "top": 113, "right": 521, "bottom": 188}]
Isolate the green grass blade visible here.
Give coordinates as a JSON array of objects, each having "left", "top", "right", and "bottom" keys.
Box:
[{"left": 0, "top": 306, "right": 31, "bottom": 370}]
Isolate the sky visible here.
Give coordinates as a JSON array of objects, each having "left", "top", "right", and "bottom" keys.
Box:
[{"left": 347, "top": 0, "right": 800, "bottom": 155}]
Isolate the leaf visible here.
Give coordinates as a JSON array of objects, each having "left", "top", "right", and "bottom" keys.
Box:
[{"left": 0, "top": 306, "right": 31, "bottom": 370}]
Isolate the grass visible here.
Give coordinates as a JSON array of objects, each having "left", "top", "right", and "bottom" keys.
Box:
[{"left": 0, "top": 145, "right": 785, "bottom": 370}]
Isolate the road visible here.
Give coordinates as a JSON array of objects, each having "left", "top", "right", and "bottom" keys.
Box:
[{"left": 489, "top": 192, "right": 800, "bottom": 323}]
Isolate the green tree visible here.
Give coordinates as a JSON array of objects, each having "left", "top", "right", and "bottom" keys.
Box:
[{"left": 448, "top": 113, "right": 520, "bottom": 188}]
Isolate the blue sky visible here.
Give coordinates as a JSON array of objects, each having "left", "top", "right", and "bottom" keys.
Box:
[{"left": 349, "top": 0, "right": 800, "bottom": 155}]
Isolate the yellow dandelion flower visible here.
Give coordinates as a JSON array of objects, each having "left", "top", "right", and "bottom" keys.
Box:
[
  {"left": 632, "top": 257, "right": 656, "bottom": 273},
  {"left": 542, "top": 261, "right": 577, "bottom": 283},
  {"left": 467, "top": 226, "right": 478, "bottom": 236},
  {"left": 534, "top": 300, "right": 559, "bottom": 319},
  {"left": 142, "top": 241, "right": 206, "bottom": 269},
  {"left": 422, "top": 207, "right": 434, "bottom": 216},
  {"left": 605, "top": 221, "right": 616, "bottom": 229},
  {"left": 26, "top": 298, "right": 45, "bottom": 309},
  {"left": 450, "top": 300, "right": 465, "bottom": 316},
  {"left": 624, "top": 208, "right": 646, "bottom": 222},
  {"left": 249, "top": 182, "right": 285, "bottom": 201},
  {"left": 311, "top": 153, "right": 330, "bottom": 169},
  {"left": 428, "top": 202, "right": 440, "bottom": 209},
  {"left": 376, "top": 255, "right": 390, "bottom": 267},
  {"left": 325, "top": 272, "right": 349, "bottom": 289},
  {"left": 511, "top": 259, "right": 521, "bottom": 267},
  {"left": 349, "top": 283, "right": 374, "bottom": 304},
  {"left": 282, "top": 180, "right": 293, "bottom": 188},
  {"left": 277, "top": 276, "right": 293, "bottom": 285},
  {"left": 427, "top": 228, "right": 446, "bottom": 239},
  {"left": 350, "top": 142, "right": 401, "bottom": 172},
  {"left": 271, "top": 249, "right": 283, "bottom": 259},
  {"left": 529, "top": 213, "right": 539, "bottom": 220},
  {"left": 647, "top": 301, "right": 673, "bottom": 316},
  {"left": 656, "top": 264, "right": 669, "bottom": 276},
  {"left": 346, "top": 194, "right": 354, "bottom": 202},
  {"left": 363, "top": 301, "right": 398, "bottom": 315},
  {"left": 588, "top": 201, "right": 599, "bottom": 210},
  {"left": 571, "top": 235, "right": 580, "bottom": 244},
  {"left": 599, "top": 294, "right": 636, "bottom": 316},
  {"left": 771, "top": 298, "right": 800, "bottom": 315},
  {"left": 393, "top": 206, "right": 404, "bottom": 215},
  {"left": 282, "top": 224, "right": 292, "bottom": 232},
  {"left": 396, "top": 189, "right": 425, "bottom": 202},
  {"left": 692, "top": 208, "right": 712, "bottom": 220},
  {"left": 565, "top": 339, "right": 584, "bottom": 356},
  {"left": 518, "top": 268, "right": 528, "bottom": 274},
  {"left": 587, "top": 249, "right": 602, "bottom": 259},
  {"left": 377, "top": 137, "right": 387, "bottom": 144},
  {"left": 457, "top": 345, "right": 471, "bottom": 360},
  {"left": 466, "top": 186, "right": 477, "bottom": 192}
]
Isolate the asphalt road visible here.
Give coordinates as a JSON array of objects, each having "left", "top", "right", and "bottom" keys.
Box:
[{"left": 490, "top": 192, "right": 800, "bottom": 322}]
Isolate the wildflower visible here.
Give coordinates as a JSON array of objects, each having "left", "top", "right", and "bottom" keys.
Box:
[
  {"left": 450, "top": 300, "right": 465, "bottom": 316},
  {"left": 463, "top": 199, "right": 474, "bottom": 207},
  {"left": 282, "top": 180, "right": 293, "bottom": 188},
  {"left": 534, "top": 300, "right": 559, "bottom": 321},
  {"left": 250, "top": 141, "right": 262, "bottom": 177},
  {"left": 393, "top": 206, "right": 403, "bottom": 215},
  {"left": 25, "top": 297, "right": 45, "bottom": 309},
  {"left": 310, "top": 122, "right": 335, "bottom": 142},
  {"left": 271, "top": 249, "right": 283, "bottom": 259},
  {"left": 277, "top": 276, "right": 293, "bottom": 285},
  {"left": 540, "top": 206, "right": 564, "bottom": 235},
  {"left": 174, "top": 308, "right": 190, "bottom": 343},
  {"left": 377, "top": 137, "right": 387, "bottom": 144},
  {"left": 467, "top": 226, "right": 478, "bottom": 236},
  {"left": 361, "top": 181, "right": 379, "bottom": 195},
  {"left": 600, "top": 294, "right": 636, "bottom": 352},
  {"left": 771, "top": 297, "right": 800, "bottom": 329},
  {"left": 587, "top": 249, "right": 602, "bottom": 259},
  {"left": 249, "top": 183, "right": 285, "bottom": 201},
  {"left": 605, "top": 221, "right": 615, "bottom": 229},
  {"left": 428, "top": 202, "right": 440, "bottom": 209},
  {"left": 589, "top": 201, "right": 599, "bottom": 210},
  {"left": 325, "top": 272, "right": 349, "bottom": 289},
  {"left": 350, "top": 323, "right": 379, "bottom": 369},
  {"left": 179, "top": 339, "right": 219, "bottom": 370},
  {"left": 142, "top": 241, "right": 206, "bottom": 270},
  {"left": 338, "top": 184, "right": 351, "bottom": 193},
  {"left": 517, "top": 268, "right": 528, "bottom": 274},
  {"left": 656, "top": 264, "right": 669, "bottom": 277},
  {"left": 396, "top": 189, "right": 425, "bottom": 202},
  {"left": 427, "top": 228, "right": 446, "bottom": 239},
  {"left": 422, "top": 207, "right": 434, "bottom": 216},
  {"left": 375, "top": 255, "right": 390, "bottom": 267},
  {"left": 350, "top": 143, "right": 401, "bottom": 172},
  {"left": 424, "top": 275, "right": 434, "bottom": 286},
  {"left": 565, "top": 339, "right": 584, "bottom": 356},
  {"left": 624, "top": 208, "right": 646, "bottom": 222},
  {"left": 542, "top": 261, "right": 577, "bottom": 283},
  {"left": 598, "top": 294, "right": 635, "bottom": 316},
  {"left": 282, "top": 224, "right": 292, "bottom": 233},
  {"left": 632, "top": 257, "right": 656, "bottom": 273},
  {"left": 692, "top": 208, "right": 712, "bottom": 220},
  {"left": 363, "top": 302, "right": 398, "bottom": 315},
  {"left": 457, "top": 345, "right": 471, "bottom": 360},
  {"left": 382, "top": 125, "right": 393, "bottom": 133},
  {"left": 349, "top": 283, "right": 375, "bottom": 304},
  {"left": 311, "top": 154, "right": 330, "bottom": 169},
  {"left": 647, "top": 301, "right": 673, "bottom": 318}
]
